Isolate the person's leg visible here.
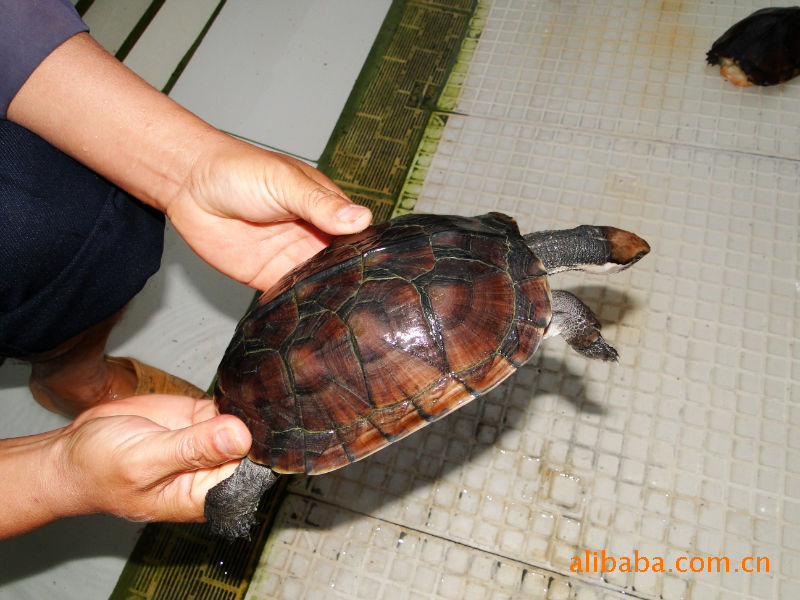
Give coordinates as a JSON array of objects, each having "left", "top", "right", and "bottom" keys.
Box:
[
  {"left": 29, "top": 305, "right": 211, "bottom": 416},
  {"left": 0, "top": 119, "right": 173, "bottom": 414},
  {"left": 28, "top": 309, "right": 137, "bottom": 418}
]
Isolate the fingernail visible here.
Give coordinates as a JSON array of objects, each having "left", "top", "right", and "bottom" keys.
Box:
[
  {"left": 215, "top": 428, "right": 243, "bottom": 456},
  {"left": 336, "top": 204, "right": 370, "bottom": 223}
]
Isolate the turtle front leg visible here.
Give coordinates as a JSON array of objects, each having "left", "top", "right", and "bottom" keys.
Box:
[
  {"left": 204, "top": 457, "right": 278, "bottom": 539},
  {"left": 546, "top": 290, "right": 618, "bottom": 362}
]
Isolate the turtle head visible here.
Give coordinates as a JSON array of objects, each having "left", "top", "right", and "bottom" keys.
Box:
[
  {"left": 524, "top": 225, "right": 650, "bottom": 275},
  {"left": 600, "top": 226, "right": 651, "bottom": 273}
]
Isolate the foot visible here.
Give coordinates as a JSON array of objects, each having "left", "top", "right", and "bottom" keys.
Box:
[
  {"left": 546, "top": 289, "right": 619, "bottom": 361},
  {"left": 204, "top": 457, "right": 278, "bottom": 539},
  {"left": 26, "top": 309, "right": 133, "bottom": 418},
  {"left": 29, "top": 356, "right": 138, "bottom": 418}
]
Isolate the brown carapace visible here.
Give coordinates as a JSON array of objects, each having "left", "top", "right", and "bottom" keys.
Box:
[{"left": 206, "top": 212, "right": 650, "bottom": 539}]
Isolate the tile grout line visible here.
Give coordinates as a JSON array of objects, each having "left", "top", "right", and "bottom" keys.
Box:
[
  {"left": 287, "top": 489, "right": 653, "bottom": 599},
  {"left": 114, "top": 0, "right": 167, "bottom": 63},
  {"left": 393, "top": 1, "right": 490, "bottom": 217},
  {"left": 161, "top": 0, "right": 227, "bottom": 96}
]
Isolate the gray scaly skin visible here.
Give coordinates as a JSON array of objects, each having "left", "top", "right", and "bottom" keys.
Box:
[
  {"left": 524, "top": 224, "right": 650, "bottom": 275},
  {"left": 547, "top": 289, "right": 618, "bottom": 361},
  {"left": 524, "top": 224, "right": 649, "bottom": 361},
  {"left": 205, "top": 223, "right": 649, "bottom": 540},
  {"left": 205, "top": 457, "right": 277, "bottom": 538}
]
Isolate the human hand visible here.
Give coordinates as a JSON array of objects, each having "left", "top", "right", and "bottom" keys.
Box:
[
  {"left": 165, "top": 138, "right": 372, "bottom": 291},
  {"left": 7, "top": 33, "right": 371, "bottom": 292},
  {"left": 51, "top": 394, "right": 251, "bottom": 523}
]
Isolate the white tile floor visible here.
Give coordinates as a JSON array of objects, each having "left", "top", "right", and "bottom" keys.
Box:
[{"left": 1, "top": 1, "right": 798, "bottom": 599}]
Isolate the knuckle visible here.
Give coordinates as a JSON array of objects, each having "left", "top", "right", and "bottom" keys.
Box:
[
  {"left": 304, "top": 184, "right": 336, "bottom": 212},
  {"left": 177, "top": 436, "right": 207, "bottom": 469}
]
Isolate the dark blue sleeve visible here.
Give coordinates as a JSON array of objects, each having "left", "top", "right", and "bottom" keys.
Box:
[{"left": 0, "top": 0, "right": 89, "bottom": 118}]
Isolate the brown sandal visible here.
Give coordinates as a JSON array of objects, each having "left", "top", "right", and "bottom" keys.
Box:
[{"left": 105, "top": 356, "right": 209, "bottom": 399}]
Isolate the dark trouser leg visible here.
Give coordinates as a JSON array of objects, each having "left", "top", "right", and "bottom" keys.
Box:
[{"left": 0, "top": 120, "right": 165, "bottom": 412}]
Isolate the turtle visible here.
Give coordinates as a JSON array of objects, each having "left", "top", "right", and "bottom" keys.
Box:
[
  {"left": 204, "top": 212, "right": 650, "bottom": 538},
  {"left": 706, "top": 7, "right": 800, "bottom": 86}
]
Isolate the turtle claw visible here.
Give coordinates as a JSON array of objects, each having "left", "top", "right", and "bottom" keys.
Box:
[
  {"left": 548, "top": 290, "right": 619, "bottom": 362},
  {"left": 204, "top": 457, "right": 278, "bottom": 540},
  {"left": 580, "top": 336, "right": 619, "bottom": 363}
]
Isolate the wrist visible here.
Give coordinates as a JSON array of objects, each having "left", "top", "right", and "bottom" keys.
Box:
[
  {"left": 0, "top": 428, "right": 86, "bottom": 538},
  {"left": 41, "top": 426, "right": 96, "bottom": 520},
  {"left": 158, "top": 126, "right": 236, "bottom": 218}
]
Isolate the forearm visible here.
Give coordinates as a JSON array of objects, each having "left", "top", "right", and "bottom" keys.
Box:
[
  {"left": 0, "top": 429, "right": 78, "bottom": 539},
  {"left": 6, "top": 32, "right": 224, "bottom": 214},
  {"left": 6, "top": 30, "right": 372, "bottom": 291}
]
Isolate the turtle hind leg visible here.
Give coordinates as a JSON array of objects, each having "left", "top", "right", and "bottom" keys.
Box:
[
  {"left": 204, "top": 457, "right": 279, "bottom": 540},
  {"left": 547, "top": 290, "right": 619, "bottom": 362}
]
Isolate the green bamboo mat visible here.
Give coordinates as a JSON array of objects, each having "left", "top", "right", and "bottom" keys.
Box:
[{"left": 109, "top": 1, "right": 478, "bottom": 598}]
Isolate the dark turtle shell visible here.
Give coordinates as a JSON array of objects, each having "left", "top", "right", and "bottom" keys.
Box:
[
  {"left": 706, "top": 7, "right": 800, "bottom": 86},
  {"left": 214, "top": 212, "right": 551, "bottom": 475}
]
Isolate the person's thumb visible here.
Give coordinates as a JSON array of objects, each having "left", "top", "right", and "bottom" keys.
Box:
[
  {"left": 154, "top": 415, "right": 252, "bottom": 478},
  {"left": 289, "top": 181, "right": 372, "bottom": 236}
]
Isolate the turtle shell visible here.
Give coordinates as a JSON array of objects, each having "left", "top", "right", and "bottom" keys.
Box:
[
  {"left": 706, "top": 7, "right": 800, "bottom": 86},
  {"left": 214, "top": 212, "right": 551, "bottom": 475}
]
